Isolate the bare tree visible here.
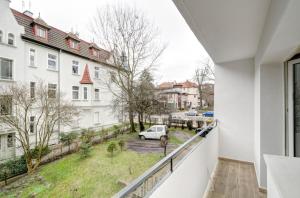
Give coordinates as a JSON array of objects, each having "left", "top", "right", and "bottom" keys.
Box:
[
  {"left": 91, "top": 4, "right": 165, "bottom": 132},
  {"left": 194, "top": 59, "right": 215, "bottom": 109},
  {"left": 0, "top": 82, "right": 78, "bottom": 174}
]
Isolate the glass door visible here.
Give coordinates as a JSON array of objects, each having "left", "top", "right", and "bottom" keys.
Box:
[{"left": 287, "top": 59, "right": 300, "bottom": 157}]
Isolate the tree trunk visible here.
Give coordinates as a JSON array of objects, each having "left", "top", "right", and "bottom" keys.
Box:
[{"left": 128, "top": 104, "right": 136, "bottom": 133}]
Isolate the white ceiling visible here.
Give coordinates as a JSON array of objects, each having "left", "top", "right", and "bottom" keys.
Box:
[{"left": 173, "top": 0, "right": 271, "bottom": 64}]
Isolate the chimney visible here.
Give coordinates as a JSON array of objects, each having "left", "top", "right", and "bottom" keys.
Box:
[{"left": 23, "top": 10, "right": 33, "bottom": 17}]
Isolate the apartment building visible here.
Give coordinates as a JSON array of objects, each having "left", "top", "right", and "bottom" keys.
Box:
[
  {"left": 0, "top": 0, "right": 119, "bottom": 162},
  {"left": 157, "top": 80, "right": 204, "bottom": 111}
]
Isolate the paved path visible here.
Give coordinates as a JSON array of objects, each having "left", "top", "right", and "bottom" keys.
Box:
[{"left": 126, "top": 139, "right": 177, "bottom": 153}]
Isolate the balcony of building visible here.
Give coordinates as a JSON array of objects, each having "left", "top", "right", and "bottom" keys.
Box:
[{"left": 114, "top": 0, "right": 300, "bottom": 197}]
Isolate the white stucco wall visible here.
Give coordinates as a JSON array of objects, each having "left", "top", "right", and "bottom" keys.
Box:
[
  {"left": 150, "top": 127, "right": 219, "bottom": 198},
  {"left": 215, "top": 58, "right": 254, "bottom": 163},
  {"left": 258, "top": 63, "right": 285, "bottom": 187}
]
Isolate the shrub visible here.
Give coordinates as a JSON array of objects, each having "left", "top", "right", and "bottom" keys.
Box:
[
  {"left": 60, "top": 132, "right": 78, "bottom": 152},
  {"left": 187, "top": 120, "right": 193, "bottom": 130},
  {"left": 0, "top": 156, "right": 27, "bottom": 182},
  {"left": 107, "top": 142, "right": 117, "bottom": 157},
  {"left": 31, "top": 146, "right": 50, "bottom": 159},
  {"left": 80, "top": 143, "right": 92, "bottom": 158},
  {"left": 118, "top": 140, "right": 125, "bottom": 151}
]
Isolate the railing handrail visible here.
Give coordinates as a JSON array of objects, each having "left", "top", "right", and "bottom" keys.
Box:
[{"left": 114, "top": 120, "right": 218, "bottom": 198}]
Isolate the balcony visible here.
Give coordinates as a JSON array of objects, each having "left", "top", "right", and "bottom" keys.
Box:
[{"left": 114, "top": 122, "right": 268, "bottom": 198}]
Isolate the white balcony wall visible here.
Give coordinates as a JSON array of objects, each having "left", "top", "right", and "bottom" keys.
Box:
[
  {"left": 215, "top": 58, "right": 254, "bottom": 163},
  {"left": 150, "top": 127, "right": 219, "bottom": 198},
  {"left": 255, "top": 63, "right": 285, "bottom": 187}
]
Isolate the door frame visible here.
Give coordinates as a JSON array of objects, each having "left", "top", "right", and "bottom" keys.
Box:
[{"left": 287, "top": 58, "right": 300, "bottom": 157}]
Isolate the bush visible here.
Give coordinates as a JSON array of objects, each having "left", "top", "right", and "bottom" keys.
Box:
[
  {"left": 187, "top": 120, "right": 193, "bottom": 130},
  {"left": 118, "top": 140, "right": 125, "bottom": 151},
  {"left": 60, "top": 132, "right": 78, "bottom": 152},
  {"left": 107, "top": 142, "right": 117, "bottom": 157},
  {"left": 80, "top": 143, "right": 92, "bottom": 158},
  {"left": 31, "top": 146, "right": 50, "bottom": 159},
  {"left": 0, "top": 156, "right": 27, "bottom": 182}
]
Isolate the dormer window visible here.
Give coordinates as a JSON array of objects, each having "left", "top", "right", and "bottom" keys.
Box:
[
  {"left": 36, "top": 26, "right": 47, "bottom": 38},
  {"left": 70, "top": 39, "right": 79, "bottom": 50},
  {"left": 66, "top": 33, "right": 80, "bottom": 50},
  {"left": 31, "top": 17, "right": 50, "bottom": 40},
  {"left": 92, "top": 49, "right": 98, "bottom": 56}
]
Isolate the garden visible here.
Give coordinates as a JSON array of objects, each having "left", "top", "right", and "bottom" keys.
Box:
[{"left": 0, "top": 125, "right": 195, "bottom": 198}]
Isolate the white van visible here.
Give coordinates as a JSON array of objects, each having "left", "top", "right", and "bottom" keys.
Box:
[{"left": 139, "top": 125, "right": 168, "bottom": 140}]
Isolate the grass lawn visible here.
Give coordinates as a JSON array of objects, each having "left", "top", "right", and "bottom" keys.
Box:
[{"left": 0, "top": 134, "right": 162, "bottom": 198}]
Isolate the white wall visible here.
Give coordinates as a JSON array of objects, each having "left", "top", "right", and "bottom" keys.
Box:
[
  {"left": 215, "top": 58, "right": 254, "bottom": 163},
  {"left": 150, "top": 127, "right": 219, "bottom": 198},
  {"left": 258, "top": 63, "right": 285, "bottom": 187}
]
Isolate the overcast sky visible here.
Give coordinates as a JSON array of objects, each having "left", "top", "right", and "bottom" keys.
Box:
[{"left": 10, "top": 0, "right": 210, "bottom": 84}]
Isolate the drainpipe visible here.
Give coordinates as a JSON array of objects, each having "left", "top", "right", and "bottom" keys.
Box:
[{"left": 57, "top": 49, "right": 62, "bottom": 142}]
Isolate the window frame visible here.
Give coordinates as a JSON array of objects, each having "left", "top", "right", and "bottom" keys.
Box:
[
  {"left": 94, "top": 67, "right": 100, "bottom": 79},
  {"left": 29, "top": 116, "right": 35, "bottom": 134},
  {"left": 29, "top": 48, "right": 36, "bottom": 67},
  {"left": 94, "top": 112, "right": 100, "bottom": 124},
  {"left": 72, "top": 86, "right": 79, "bottom": 100},
  {"left": 36, "top": 26, "right": 47, "bottom": 39},
  {"left": 72, "top": 60, "right": 79, "bottom": 75},
  {"left": 0, "top": 58, "right": 13, "bottom": 80},
  {"left": 47, "top": 53, "right": 57, "bottom": 71},
  {"left": 0, "top": 95, "right": 12, "bottom": 116},
  {"left": 48, "top": 83, "right": 57, "bottom": 99},
  {"left": 7, "top": 33, "right": 14, "bottom": 46},
  {"left": 30, "top": 82, "right": 36, "bottom": 99},
  {"left": 94, "top": 88, "right": 100, "bottom": 100},
  {"left": 83, "top": 87, "right": 88, "bottom": 100},
  {"left": 70, "top": 40, "right": 79, "bottom": 50},
  {"left": 7, "top": 133, "right": 14, "bottom": 148},
  {"left": 0, "top": 30, "right": 3, "bottom": 43}
]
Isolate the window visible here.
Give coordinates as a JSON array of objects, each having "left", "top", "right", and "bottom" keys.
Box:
[
  {"left": 95, "top": 67, "right": 100, "bottom": 79},
  {"left": 72, "top": 86, "right": 79, "bottom": 100},
  {"left": 95, "top": 89, "right": 100, "bottom": 100},
  {"left": 0, "top": 30, "right": 2, "bottom": 43},
  {"left": 157, "top": 127, "right": 164, "bottom": 132},
  {"left": 70, "top": 40, "right": 79, "bottom": 49},
  {"left": 92, "top": 49, "right": 98, "bottom": 56},
  {"left": 37, "top": 26, "right": 46, "bottom": 38},
  {"left": 0, "top": 58, "right": 13, "bottom": 80},
  {"left": 29, "top": 49, "right": 36, "bottom": 66},
  {"left": 29, "top": 116, "right": 35, "bottom": 133},
  {"left": 8, "top": 33, "right": 14, "bottom": 45},
  {"left": 0, "top": 95, "right": 12, "bottom": 115},
  {"left": 94, "top": 112, "right": 100, "bottom": 124},
  {"left": 48, "top": 84, "right": 57, "bottom": 98},
  {"left": 30, "top": 82, "right": 35, "bottom": 99},
  {"left": 83, "top": 87, "right": 88, "bottom": 100},
  {"left": 48, "top": 53, "right": 57, "bottom": 70},
  {"left": 72, "top": 60, "right": 79, "bottom": 75},
  {"left": 7, "top": 134, "right": 14, "bottom": 148}
]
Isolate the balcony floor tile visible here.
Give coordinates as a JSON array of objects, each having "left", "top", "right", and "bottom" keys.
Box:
[{"left": 206, "top": 159, "right": 266, "bottom": 198}]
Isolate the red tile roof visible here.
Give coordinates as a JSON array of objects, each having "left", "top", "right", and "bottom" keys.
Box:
[
  {"left": 11, "top": 9, "right": 112, "bottom": 67},
  {"left": 80, "top": 64, "right": 93, "bottom": 84}
]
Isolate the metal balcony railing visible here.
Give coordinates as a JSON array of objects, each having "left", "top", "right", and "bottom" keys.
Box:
[{"left": 114, "top": 120, "right": 217, "bottom": 198}]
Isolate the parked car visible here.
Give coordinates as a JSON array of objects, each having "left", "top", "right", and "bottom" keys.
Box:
[
  {"left": 185, "top": 110, "right": 198, "bottom": 116},
  {"left": 202, "top": 111, "right": 214, "bottom": 117},
  {"left": 139, "top": 125, "right": 169, "bottom": 140}
]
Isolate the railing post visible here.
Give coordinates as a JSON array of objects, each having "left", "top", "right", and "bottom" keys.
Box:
[{"left": 170, "top": 158, "right": 173, "bottom": 172}]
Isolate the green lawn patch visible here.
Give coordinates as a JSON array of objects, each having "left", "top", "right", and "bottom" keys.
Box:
[{"left": 1, "top": 135, "right": 161, "bottom": 198}]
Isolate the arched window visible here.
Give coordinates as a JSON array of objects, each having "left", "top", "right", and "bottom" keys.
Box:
[
  {"left": 0, "top": 30, "right": 3, "bottom": 43},
  {"left": 8, "top": 33, "right": 14, "bottom": 45}
]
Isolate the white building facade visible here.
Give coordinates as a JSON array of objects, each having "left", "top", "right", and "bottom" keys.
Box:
[{"left": 0, "top": 1, "right": 119, "bottom": 162}]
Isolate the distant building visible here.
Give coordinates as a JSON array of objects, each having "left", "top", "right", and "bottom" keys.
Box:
[{"left": 157, "top": 80, "right": 199, "bottom": 111}]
